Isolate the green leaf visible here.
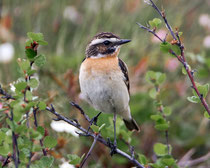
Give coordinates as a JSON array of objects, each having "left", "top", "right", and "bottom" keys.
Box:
[
  {"left": 160, "top": 155, "right": 175, "bottom": 166},
  {"left": 29, "top": 78, "right": 39, "bottom": 88},
  {"left": 206, "top": 58, "right": 210, "bottom": 68},
  {"left": 196, "top": 83, "right": 209, "bottom": 98},
  {"left": 27, "top": 32, "right": 44, "bottom": 41},
  {"left": 171, "top": 45, "right": 181, "bottom": 55},
  {"left": 30, "top": 129, "right": 43, "bottom": 140},
  {"left": 150, "top": 114, "right": 163, "bottom": 121},
  {"left": 32, "top": 145, "right": 42, "bottom": 152},
  {"left": 187, "top": 96, "right": 199, "bottom": 103},
  {"left": 138, "top": 154, "right": 147, "bottom": 165},
  {"left": 160, "top": 42, "right": 171, "bottom": 53},
  {"left": 34, "top": 54, "right": 46, "bottom": 67},
  {"left": 37, "top": 126, "right": 45, "bottom": 136},
  {"left": 155, "top": 123, "right": 169, "bottom": 131},
  {"left": 67, "top": 154, "right": 81, "bottom": 165},
  {"left": 163, "top": 107, "right": 172, "bottom": 116},
  {"left": 178, "top": 32, "right": 183, "bottom": 36},
  {"left": 27, "top": 70, "right": 37, "bottom": 76},
  {"left": 157, "top": 73, "right": 166, "bottom": 84},
  {"left": 153, "top": 143, "right": 168, "bottom": 156},
  {"left": 204, "top": 111, "right": 210, "bottom": 119},
  {"left": 99, "top": 123, "right": 106, "bottom": 131},
  {"left": 149, "top": 18, "right": 162, "bottom": 28},
  {"left": 25, "top": 48, "right": 36, "bottom": 60},
  {"left": 182, "top": 66, "right": 187, "bottom": 75},
  {"left": 43, "top": 136, "right": 57, "bottom": 148},
  {"left": 0, "top": 144, "right": 10, "bottom": 156},
  {"left": 149, "top": 88, "right": 157, "bottom": 99},
  {"left": 25, "top": 39, "right": 33, "bottom": 47},
  {"left": 17, "top": 59, "right": 30, "bottom": 71},
  {"left": 39, "top": 156, "right": 54, "bottom": 167},
  {"left": 26, "top": 90, "right": 33, "bottom": 101},
  {"left": 19, "top": 149, "right": 30, "bottom": 163},
  {"left": 38, "top": 40, "right": 48, "bottom": 46},
  {"left": 38, "top": 101, "right": 46, "bottom": 110},
  {"left": 14, "top": 82, "right": 27, "bottom": 91},
  {"left": 25, "top": 102, "right": 36, "bottom": 111},
  {"left": 145, "top": 71, "right": 156, "bottom": 84},
  {"left": 90, "top": 125, "right": 99, "bottom": 133},
  {"left": 6, "top": 118, "right": 16, "bottom": 131},
  {"left": 15, "top": 125, "right": 27, "bottom": 135},
  {"left": 119, "top": 129, "right": 132, "bottom": 143},
  {"left": 0, "top": 131, "right": 6, "bottom": 144}
]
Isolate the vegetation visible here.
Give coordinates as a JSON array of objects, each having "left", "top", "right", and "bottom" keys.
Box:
[{"left": 0, "top": 0, "right": 210, "bottom": 167}]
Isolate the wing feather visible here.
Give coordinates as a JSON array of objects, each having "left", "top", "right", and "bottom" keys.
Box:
[{"left": 118, "top": 58, "right": 130, "bottom": 95}]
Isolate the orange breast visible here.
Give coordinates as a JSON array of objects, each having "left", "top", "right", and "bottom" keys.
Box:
[{"left": 82, "top": 50, "right": 121, "bottom": 75}]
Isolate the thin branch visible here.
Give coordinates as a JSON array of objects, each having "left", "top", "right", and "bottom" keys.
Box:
[
  {"left": 187, "top": 152, "right": 210, "bottom": 167},
  {"left": 0, "top": 85, "right": 15, "bottom": 100},
  {"left": 12, "top": 132, "right": 19, "bottom": 168},
  {"left": 138, "top": 0, "right": 210, "bottom": 115},
  {"left": 9, "top": 109, "right": 20, "bottom": 168},
  {"left": 136, "top": 23, "right": 164, "bottom": 42},
  {"left": 2, "top": 155, "right": 10, "bottom": 167},
  {"left": 70, "top": 102, "right": 91, "bottom": 122},
  {"left": 154, "top": 85, "right": 170, "bottom": 155},
  {"left": 46, "top": 104, "right": 145, "bottom": 168},
  {"left": 33, "top": 107, "right": 47, "bottom": 156},
  {"left": 80, "top": 133, "right": 99, "bottom": 168},
  {"left": 148, "top": 0, "right": 177, "bottom": 40},
  {"left": 178, "top": 149, "right": 210, "bottom": 167}
]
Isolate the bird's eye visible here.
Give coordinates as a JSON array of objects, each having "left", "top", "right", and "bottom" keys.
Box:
[{"left": 103, "top": 40, "right": 111, "bottom": 45}]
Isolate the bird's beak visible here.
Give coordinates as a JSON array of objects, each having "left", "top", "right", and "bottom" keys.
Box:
[{"left": 117, "top": 39, "right": 131, "bottom": 45}]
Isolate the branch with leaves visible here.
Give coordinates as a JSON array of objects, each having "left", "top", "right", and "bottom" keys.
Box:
[
  {"left": 46, "top": 103, "right": 145, "bottom": 168},
  {"left": 0, "top": 33, "right": 55, "bottom": 168},
  {"left": 145, "top": 71, "right": 178, "bottom": 167},
  {"left": 137, "top": 0, "right": 210, "bottom": 117},
  {"left": 0, "top": 32, "right": 145, "bottom": 168}
]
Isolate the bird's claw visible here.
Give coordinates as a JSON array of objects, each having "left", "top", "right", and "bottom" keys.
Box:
[{"left": 107, "top": 138, "right": 117, "bottom": 156}]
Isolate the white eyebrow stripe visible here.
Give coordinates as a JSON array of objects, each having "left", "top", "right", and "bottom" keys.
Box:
[{"left": 89, "top": 38, "right": 119, "bottom": 46}]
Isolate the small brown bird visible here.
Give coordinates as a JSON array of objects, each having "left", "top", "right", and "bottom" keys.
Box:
[{"left": 79, "top": 32, "right": 139, "bottom": 146}]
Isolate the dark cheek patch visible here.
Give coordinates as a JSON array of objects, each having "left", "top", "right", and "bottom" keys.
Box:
[
  {"left": 106, "top": 47, "right": 116, "bottom": 54},
  {"left": 97, "top": 45, "right": 115, "bottom": 55}
]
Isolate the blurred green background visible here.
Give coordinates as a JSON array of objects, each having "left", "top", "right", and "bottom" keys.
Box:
[{"left": 0, "top": 0, "right": 210, "bottom": 167}]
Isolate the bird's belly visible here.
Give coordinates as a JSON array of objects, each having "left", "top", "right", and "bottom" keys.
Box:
[{"left": 79, "top": 71, "right": 129, "bottom": 114}]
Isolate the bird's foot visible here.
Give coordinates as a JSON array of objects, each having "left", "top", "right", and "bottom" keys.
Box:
[{"left": 107, "top": 138, "right": 117, "bottom": 156}]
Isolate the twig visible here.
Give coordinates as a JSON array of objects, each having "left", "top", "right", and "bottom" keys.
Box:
[
  {"left": 2, "top": 155, "right": 10, "bottom": 167},
  {"left": 70, "top": 102, "right": 91, "bottom": 122},
  {"left": 138, "top": 0, "right": 210, "bottom": 115},
  {"left": 33, "top": 107, "right": 47, "bottom": 156},
  {"left": 136, "top": 23, "right": 164, "bottom": 42},
  {"left": 0, "top": 85, "right": 15, "bottom": 100},
  {"left": 178, "top": 149, "right": 210, "bottom": 167},
  {"left": 165, "top": 130, "right": 170, "bottom": 155},
  {"left": 178, "top": 148, "right": 195, "bottom": 166},
  {"left": 12, "top": 132, "right": 19, "bottom": 168},
  {"left": 154, "top": 85, "right": 170, "bottom": 155},
  {"left": 10, "top": 109, "right": 20, "bottom": 168},
  {"left": 186, "top": 152, "right": 210, "bottom": 167},
  {"left": 80, "top": 133, "right": 99, "bottom": 168},
  {"left": 46, "top": 104, "right": 145, "bottom": 168},
  {"left": 148, "top": 0, "right": 177, "bottom": 40}
]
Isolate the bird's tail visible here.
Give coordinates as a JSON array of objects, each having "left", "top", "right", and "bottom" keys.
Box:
[{"left": 123, "top": 118, "right": 140, "bottom": 132}]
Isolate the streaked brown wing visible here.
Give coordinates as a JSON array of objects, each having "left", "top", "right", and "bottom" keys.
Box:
[{"left": 118, "top": 58, "right": 130, "bottom": 94}]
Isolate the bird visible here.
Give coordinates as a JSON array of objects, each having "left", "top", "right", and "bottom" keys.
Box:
[{"left": 79, "top": 32, "right": 139, "bottom": 147}]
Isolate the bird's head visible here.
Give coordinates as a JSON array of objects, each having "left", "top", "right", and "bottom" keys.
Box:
[{"left": 85, "top": 32, "right": 131, "bottom": 58}]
